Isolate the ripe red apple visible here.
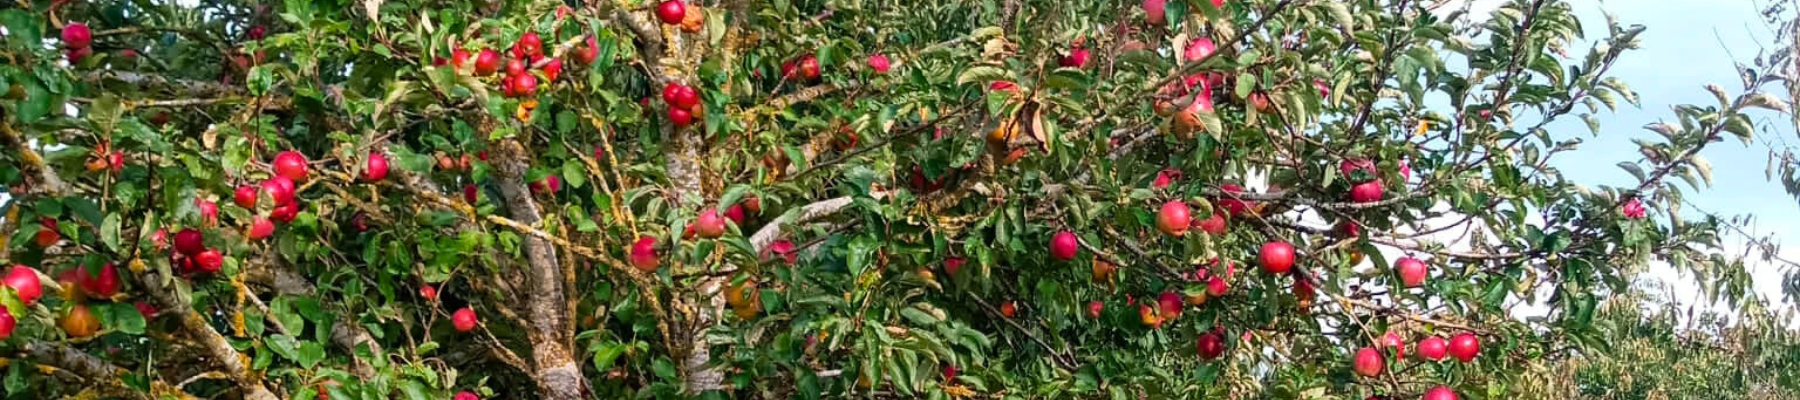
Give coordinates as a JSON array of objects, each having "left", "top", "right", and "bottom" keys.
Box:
[
  {"left": 1258, "top": 241, "right": 1295, "bottom": 274},
  {"left": 1143, "top": 0, "right": 1166, "bottom": 25},
  {"left": 451, "top": 49, "right": 471, "bottom": 70},
  {"left": 1339, "top": 158, "right": 1376, "bottom": 178},
  {"left": 1395, "top": 257, "right": 1428, "bottom": 288},
  {"left": 1151, "top": 168, "right": 1180, "bottom": 189},
  {"left": 1087, "top": 300, "right": 1103, "bottom": 319},
  {"left": 247, "top": 25, "right": 266, "bottom": 40},
  {"left": 1059, "top": 47, "right": 1090, "bottom": 68},
  {"left": 419, "top": 285, "right": 438, "bottom": 301},
  {"left": 1195, "top": 212, "right": 1227, "bottom": 235},
  {"left": 81, "top": 263, "right": 120, "bottom": 298},
  {"left": 1206, "top": 276, "right": 1228, "bottom": 297},
  {"left": 630, "top": 236, "right": 659, "bottom": 272},
  {"left": 474, "top": 49, "right": 500, "bottom": 76},
  {"left": 663, "top": 83, "right": 700, "bottom": 109},
  {"left": 944, "top": 257, "right": 965, "bottom": 276},
  {"left": 1156, "top": 200, "right": 1191, "bottom": 237},
  {"left": 1352, "top": 347, "right": 1384, "bottom": 377},
  {"left": 1349, "top": 180, "right": 1384, "bottom": 203},
  {"left": 668, "top": 108, "right": 694, "bottom": 127},
  {"left": 1416, "top": 336, "right": 1448, "bottom": 361},
  {"left": 1448, "top": 333, "right": 1479, "bottom": 362},
  {"left": 1422, "top": 386, "right": 1458, "bottom": 400},
  {"left": 1050, "top": 231, "right": 1080, "bottom": 261},
  {"left": 194, "top": 249, "right": 224, "bottom": 274},
  {"left": 723, "top": 204, "right": 746, "bottom": 225},
  {"left": 1157, "top": 292, "right": 1183, "bottom": 319},
  {"left": 942, "top": 365, "right": 958, "bottom": 381},
  {"left": 1138, "top": 304, "right": 1162, "bottom": 328},
  {"left": 989, "top": 81, "right": 1018, "bottom": 93},
  {"left": 196, "top": 198, "right": 219, "bottom": 226},
  {"left": 174, "top": 228, "right": 206, "bottom": 255},
  {"left": 234, "top": 185, "right": 259, "bottom": 208},
  {"left": 511, "top": 73, "right": 539, "bottom": 96},
  {"left": 35, "top": 226, "right": 59, "bottom": 247},
  {"left": 1249, "top": 92, "right": 1272, "bottom": 112},
  {"left": 272, "top": 151, "right": 309, "bottom": 181},
  {"left": 247, "top": 216, "right": 275, "bottom": 241},
  {"left": 463, "top": 184, "right": 479, "bottom": 203},
  {"left": 763, "top": 240, "right": 797, "bottom": 265},
  {"left": 1334, "top": 220, "right": 1361, "bottom": 238},
  {"left": 574, "top": 36, "right": 600, "bottom": 65},
  {"left": 151, "top": 229, "right": 168, "bottom": 250},
  {"left": 1183, "top": 36, "right": 1217, "bottom": 63},
  {"left": 505, "top": 58, "right": 527, "bottom": 77},
  {"left": 452, "top": 307, "right": 478, "bottom": 332},
  {"left": 66, "top": 46, "right": 93, "bottom": 64},
  {"left": 656, "top": 0, "right": 687, "bottom": 24},
  {"left": 130, "top": 301, "right": 158, "bottom": 320},
  {"left": 999, "top": 301, "right": 1017, "bottom": 318},
  {"left": 62, "top": 22, "right": 91, "bottom": 49},
  {"left": 1196, "top": 331, "right": 1225, "bottom": 360},
  {"left": 1365, "top": 332, "right": 1399, "bottom": 357},
  {"left": 797, "top": 54, "right": 821, "bottom": 80},
  {"left": 4, "top": 267, "right": 43, "bottom": 306},
  {"left": 1217, "top": 183, "right": 1252, "bottom": 216},
  {"left": 518, "top": 32, "right": 543, "bottom": 57},
  {"left": 542, "top": 58, "right": 562, "bottom": 82},
  {"left": 454, "top": 391, "right": 478, "bottom": 400},
  {"left": 0, "top": 308, "right": 15, "bottom": 340},
  {"left": 364, "top": 152, "right": 390, "bottom": 181},
  {"left": 695, "top": 209, "right": 727, "bottom": 238},
  {"left": 261, "top": 176, "right": 296, "bottom": 205},
  {"left": 269, "top": 202, "right": 299, "bottom": 223},
  {"left": 867, "top": 54, "right": 891, "bottom": 73}
]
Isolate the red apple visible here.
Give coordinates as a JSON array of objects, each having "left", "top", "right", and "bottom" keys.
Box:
[
  {"left": 695, "top": 209, "right": 727, "bottom": 238},
  {"left": 262, "top": 176, "right": 296, "bottom": 206},
  {"left": 989, "top": 81, "right": 1018, "bottom": 93},
  {"left": 134, "top": 301, "right": 158, "bottom": 319},
  {"left": 1059, "top": 47, "right": 1090, "bottom": 68},
  {"left": 1183, "top": 36, "right": 1216, "bottom": 63},
  {"left": 34, "top": 226, "right": 58, "bottom": 247},
  {"left": 463, "top": 184, "right": 479, "bottom": 203},
  {"left": 1258, "top": 241, "right": 1295, "bottom": 274},
  {"left": 542, "top": 58, "right": 562, "bottom": 82},
  {"left": 942, "top": 365, "right": 958, "bottom": 381},
  {"left": 763, "top": 240, "right": 798, "bottom": 265},
  {"left": 419, "top": 285, "right": 438, "bottom": 301},
  {"left": 247, "top": 216, "right": 275, "bottom": 241},
  {"left": 1349, "top": 180, "right": 1384, "bottom": 203},
  {"left": 999, "top": 301, "right": 1016, "bottom": 318},
  {"left": 1152, "top": 168, "right": 1180, "bottom": 189},
  {"left": 194, "top": 249, "right": 224, "bottom": 274},
  {"left": 1339, "top": 158, "right": 1377, "bottom": 178},
  {"left": 1087, "top": 300, "right": 1103, "bottom": 319},
  {"left": 1380, "top": 332, "right": 1407, "bottom": 358},
  {"left": 1352, "top": 347, "right": 1384, "bottom": 377},
  {"left": 272, "top": 151, "right": 309, "bottom": 181},
  {"left": 512, "top": 73, "right": 539, "bottom": 96},
  {"left": 4, "top": 267, "right": 43, "bottom": 306},
  {"left": 451, "top": 49, "right": 471, "bottom": 70},
  {"left": 574, "top": 36, "right": 600, "bottom": 65},
  {"left": 667, "top": 108, "right": 694, "bottom": 127},
  {"left": 269, "top": 202, "right": 299, "bottom": 223},
  {"left": 1196, "top": 212, "right": 1227, "bottom": 235},
  {"left": 1139, "top": 304, "right": 1162, "bottom": 328},
  {"left": 1157, "top": 292, "right": 1183, "bottom": 319},
  {"left": 62, "top": 22, "right": 91, "bottom": 49},
  {"left": 1156, "top": 200, "right": 1191, "bottom": 237},
  {"left": 1050, "top": 231, "right": 1080, "bottom": 261},
  {"left": 630, "top": 236, "right": 659, "bottom": 272},
  {"left": 151, "top": 229, "right": 168, "bottom": 250},
  {"left": 1448, "top": 333, "right": 1479, "bottom": 362},
  {"left": 234, "top": 185, "right": 259, "bottom": 208},
  {"left": 944, "top": 257, "right": 965, "bottom": 276},
  {"left": 81, "top": 263, "right": 120, "bottom": 298},
  {"left": 0, "top": 308, "right": 13, "bottom": 340},
  {"left": 454, "top": 391, "right": 478, "bottom": 400},
  {"left": 1334, "top": 220, "right": 1361, "bottom": 238},
  {"left": 724, "top": 204, "right": 746, "bottom": 225},
  {"left": 247, "top": 25, "right": 266, "bottom": 40},
  {"left": 1206, "top": 276, "right": 1228, "bottom": 297},
  {"left": 196, "top": 198, "right": 219, "bottom": 226},
  {"left": 506, "top": 58, "right": 527, "bottom": 77},
  {"left": 1197, "top": 331, "right": 1225, "bottom": 360},
  {"left": 867, "top": 54, "right": 891, "bottom": 73},
  {"left": 1143, "top": 0, "right": 1166, "bottom": 25},
  {"left": 1422, "top": 386, "right": 1458, "bottom": 400},
  {"left": 657, "top": 0, "right": 686, "bottom": 24},
  {"left": 1416, "top": 336, "right": 1448, "bottom": 361},
  {"left": 174, "top": 228, "right": 205, "bottom": 255},
  {"left": 797, "top": 54, "right": 820, "bottom": 79},
  {"left": 474, "top": 49, "right": 501, "bottom": 76},
  {"left": 663, "top": 83, "right": 700, "bottom": 109},
  {"left": 452, "top": 307, "right": 478, "bottom": 332},
  {"left": 1395, "top": 257, "right": 1428, "bottom": 288},
  {"left": 66, "top": 46, "right": 93, "bottom": 64},
  {"left": 518, "top": 32, "right": 543, "bottom": 57},
  {"left": 1217, "top": 184, "right": 1252, "bottom": 216},
  {"left": 364, "top": 152, "right": 389, "bottom": 182}
]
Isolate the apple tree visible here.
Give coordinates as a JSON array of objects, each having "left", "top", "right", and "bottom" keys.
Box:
[{"left": 0, "top": 0, "right": 1788, "bottom": 399}]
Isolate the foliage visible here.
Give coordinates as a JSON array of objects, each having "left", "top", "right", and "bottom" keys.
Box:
[{"left": 0, "top": 0, "right": 1793, "bottom": 399}]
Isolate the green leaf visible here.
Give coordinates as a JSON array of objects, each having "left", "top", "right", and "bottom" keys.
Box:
[
  {"left": 593, "top": 341, "right": 627, "bottom": 370},
  {"left": 101, "top": 213, "right": 122, "bottom": 251},
  {"left": 955, "top": 66, "right": 1010, "bottom": 86},
  {"left": 0, "top": 10, "right": 40, "bottom": 48},
  {"left": 16, "top": 76, "right": 52, "bottom": 124},
  {"left": 267, "top": 334, "right": 302, "bottom": 362}
]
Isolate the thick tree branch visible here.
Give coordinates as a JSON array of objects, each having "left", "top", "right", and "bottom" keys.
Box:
[
  {"left": 21, "top": 341, "right": 179, "bottom": 400},
  {"left": 133, "top": 270, "right": 278, "bottom": 400},
  {"left": 489, "top": 139, "right": 587, "bottom": 400},
  {"left": 0, "top": 121, "right": 70, "bottom": 196}
]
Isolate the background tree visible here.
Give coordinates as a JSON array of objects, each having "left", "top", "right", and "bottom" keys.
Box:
[{"left": 0, "top": 0, "right": 1792, "bottom": 399}]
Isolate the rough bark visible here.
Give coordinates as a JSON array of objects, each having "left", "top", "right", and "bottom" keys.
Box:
[
  {"left": 134, "top": 272, "right": 278, "bottom": 400},
  {"left": 490, "top": 139, "right": 587, "bottom": 400}
]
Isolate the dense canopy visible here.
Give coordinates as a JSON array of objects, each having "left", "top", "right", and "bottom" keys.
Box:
[{"left": 0, "top": 0, "right": 1792, "bottom": 399}]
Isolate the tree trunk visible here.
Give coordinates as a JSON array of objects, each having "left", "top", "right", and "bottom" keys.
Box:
[
  {"left": 666, "top": 117, "right": 727, "bottom": 394},
  {"left": 492, "top": 140, "right": 587, "bottom": 400}
]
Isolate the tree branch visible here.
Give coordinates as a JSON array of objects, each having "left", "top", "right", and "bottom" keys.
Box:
[{"left": 489, "top": 139, "right": 587, "bottom": 400}]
